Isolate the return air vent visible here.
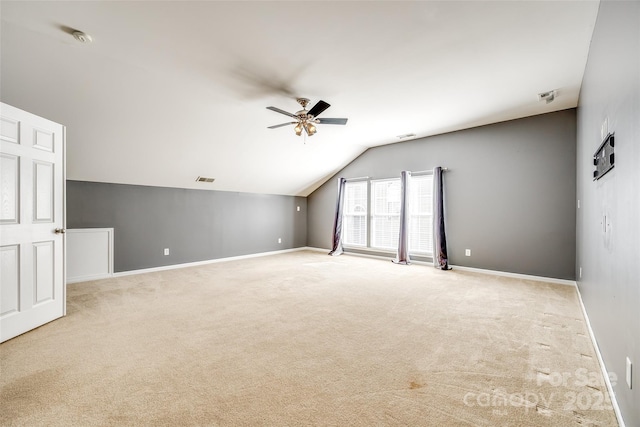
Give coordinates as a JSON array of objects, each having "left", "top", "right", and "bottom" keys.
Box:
[{"left": 196, "top": 176, "right": 215, "bottom": 183}]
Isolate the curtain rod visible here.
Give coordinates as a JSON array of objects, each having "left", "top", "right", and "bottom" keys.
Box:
[
  {"left": 346, "top": 169, "right": 448, "bottom": 181},
  {"left": 411, "top": 168, "right": 449, "bottom": 174}
]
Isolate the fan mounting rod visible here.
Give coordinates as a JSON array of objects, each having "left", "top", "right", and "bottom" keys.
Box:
[{"left": 296, "top": 98, "right": 310, "bottom": 109}]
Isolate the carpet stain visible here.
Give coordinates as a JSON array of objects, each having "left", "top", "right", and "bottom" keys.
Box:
[{"left": 409, "top": 381, "right": 424, "bottom": 389}]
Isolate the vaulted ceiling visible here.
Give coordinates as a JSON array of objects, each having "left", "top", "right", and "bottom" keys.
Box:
[{"left": 0, "top": 1, "right": 599, "bottom": 196}]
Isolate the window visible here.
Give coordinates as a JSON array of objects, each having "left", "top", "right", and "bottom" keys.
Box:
[
  {"left": 371, "top": 179, "right": 401, "bottom": 250},
  {"left": 342, "top": 181, "right": 367, "bottom": 246},
  {"left": 341, "top": 173, "right": 433, "bottom": 256},
  {"left": 408, "top": 174, "right": 433, "bottom": 255}
]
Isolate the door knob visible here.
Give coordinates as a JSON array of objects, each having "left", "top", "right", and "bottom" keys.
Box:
[{"left": 54, "top": 228, "right": 66, "bottom": 234}]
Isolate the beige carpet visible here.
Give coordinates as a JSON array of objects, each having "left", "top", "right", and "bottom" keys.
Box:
[{"left": 1, "top": 250, "right": 617, "bottom": 426}]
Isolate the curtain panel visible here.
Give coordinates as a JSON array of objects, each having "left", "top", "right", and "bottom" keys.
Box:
[
  {"left": 328, "top": 177, "right": 347, "bottom": 256},
  {"left": 433, "top": 167, "right": 450, "bottom": 270},
  {"left": 393, "top": 171, "right": 411, "bottom": 265}
]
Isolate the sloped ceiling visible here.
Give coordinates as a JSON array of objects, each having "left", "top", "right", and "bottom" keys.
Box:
[{"left": 0, "top": 1, "right": 599, "bottom": 196}]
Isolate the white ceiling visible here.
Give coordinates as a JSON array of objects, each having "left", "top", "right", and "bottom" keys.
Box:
[{"left": 0, "top": 1, "right": 599, "bottom": 196}]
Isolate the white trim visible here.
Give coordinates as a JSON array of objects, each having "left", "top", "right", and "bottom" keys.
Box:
[
  {"left": 67, "top": 273, "right": 113, "bottom": 284},
  {"left": 112, "top": 247, "right": 308, "bottom": 278},
  {"left": 574, "top": 283, "right": 626, "bottom": 427},
  {"left": 450, "top": 264, "right": 577, "bottom": 286},
  {"left": 62, "top": 126, "right": 67, "bottom": 315},
  {"left": 66, "top": 228, "right": 114, "bottom": 284}
]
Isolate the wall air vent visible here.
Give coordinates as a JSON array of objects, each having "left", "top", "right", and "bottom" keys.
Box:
[{"left": 196, "top": 176, "right": 215, "bottom": 183}]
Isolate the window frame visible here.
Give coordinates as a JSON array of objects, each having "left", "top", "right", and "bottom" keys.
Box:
[
  {"left": 407, "top": 173, "right": 434, "bottom": 256},
  {"left": 370, "top": 178, "right": 402, "bottom": 251},
  {"left": 340, "top": 171, "right": 434, "bottom": 258},
  {"left": 341, "top": 179, "right": 369, "bottom": 248}
]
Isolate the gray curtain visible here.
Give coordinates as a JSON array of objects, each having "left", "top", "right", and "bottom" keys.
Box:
[
  {"left": 328, "top": 177, "right": 347, "bottom": 256},
  {"left": 433, "top": 167, "right": 450, "bottom": 269},
  {"left": 393, "top": 171, "right": 411, "bottom": 265}
]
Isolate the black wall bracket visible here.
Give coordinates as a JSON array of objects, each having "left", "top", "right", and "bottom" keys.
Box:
[{"left": 593, "top": 133, "right": 615, "bottom": 180}]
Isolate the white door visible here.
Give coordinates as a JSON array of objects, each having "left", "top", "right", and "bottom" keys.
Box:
[{"left": 1, "top": 103, "right": 65, "bottom": 343}]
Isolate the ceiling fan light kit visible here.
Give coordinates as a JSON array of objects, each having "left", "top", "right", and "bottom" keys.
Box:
[{"left": 267, "top": 98, "right": 348, "bottom": 137}]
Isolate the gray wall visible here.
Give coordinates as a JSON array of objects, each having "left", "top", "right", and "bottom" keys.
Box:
[
  {"left": 576, "top": 1, "right": 639, "bottom": 425},
  {"left": 67, "top": 181, "right": 307, "bottom": 272},
  {"left": 308, "top": 110, "right": 577, "bottom": 280}
]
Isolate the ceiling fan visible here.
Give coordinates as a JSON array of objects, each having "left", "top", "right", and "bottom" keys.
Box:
[{"left": 267, "top": 98, "right": 348, "bottom": 136}]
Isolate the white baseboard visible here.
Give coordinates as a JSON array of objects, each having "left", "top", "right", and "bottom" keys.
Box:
[
  {"left": 574, "top": 283, "right": 626, "bottom": 427},
  {"left": 67, "top": 273, "right": 113, "bottom": 284},
  {"left": 450, "top": 264, "right": 577, "bottom": 286},
  {"left": 112, "top": 247, "right": 309, "bottom": 278}
]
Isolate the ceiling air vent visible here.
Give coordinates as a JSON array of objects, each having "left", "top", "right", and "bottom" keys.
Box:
[
  {"left": 538, "top": 90, "right": 557, "bottom": 104},
  {"left": 196, "top": 176, "right": 215, "bottom": 183}
]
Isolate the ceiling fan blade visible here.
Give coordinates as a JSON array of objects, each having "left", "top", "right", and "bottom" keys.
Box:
[
  {"left": 307, "top": 100, "right": 331, "bottom": 118},
  {"left": 266, "top": 106, "right": 298, "bottom": 119},
  {"left": 317, "top": 118, "right": 348, "bottom": 125},
  {"left": 268, "top": 122, "right": 296, "bottom": 129}
]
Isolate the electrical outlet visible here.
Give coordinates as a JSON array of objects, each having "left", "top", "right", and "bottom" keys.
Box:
[
  {"left": 297, "top": 206, "right": 300, "bottom": 212},
  {"left": 626, "top": 357, "right": 632, "bottom": 389},
  {"left": 278, "top": 238, "right": 282, "bottom": 244},
  {"left": 465, "top": 249, "right": 471, "bottom": 257},
  {"left": 164, "top": 248, "right": 170, "bottom": 256},
  {"left": 579, "top": 267, "right": 582, "bottom": 279}
]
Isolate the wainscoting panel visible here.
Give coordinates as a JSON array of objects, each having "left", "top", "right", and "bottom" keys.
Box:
[{"left": 67, "top": 228, "right": 114, "bottom": 283}]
